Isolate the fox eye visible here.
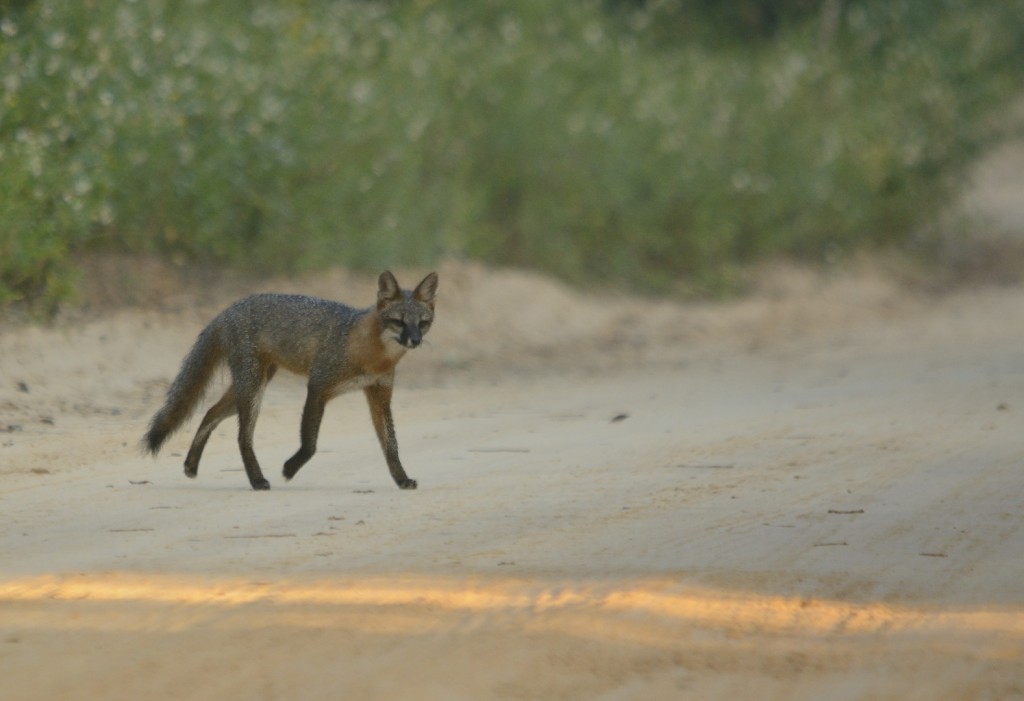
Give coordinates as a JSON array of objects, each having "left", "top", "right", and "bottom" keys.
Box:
[
  {"left": 419, "top": 319, "right": 432, "bottom": 329},
  {"left": 387, "top": 317, "right": 404, "bottom": 328}
]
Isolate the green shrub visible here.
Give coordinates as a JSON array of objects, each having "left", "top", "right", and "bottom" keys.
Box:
[{"left": 1, "top": 0, "right": 1023, "bottom": 308}]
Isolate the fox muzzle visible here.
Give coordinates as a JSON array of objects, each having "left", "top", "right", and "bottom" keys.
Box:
[{"left": 399, "top": 324, "right": 422, "bottom": 348}]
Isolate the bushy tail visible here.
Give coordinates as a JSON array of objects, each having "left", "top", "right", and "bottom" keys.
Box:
[{"left": 144, "top": 326, "right": 223, "bottom": 455}]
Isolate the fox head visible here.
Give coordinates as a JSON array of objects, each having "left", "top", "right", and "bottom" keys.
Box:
[{"left": 376, "top": 271, "right": 438, "bottom": 350}]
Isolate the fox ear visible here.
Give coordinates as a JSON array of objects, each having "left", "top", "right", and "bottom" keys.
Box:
[
  {"left": 413, "top": 272, "right": 438, "bottom": 305},
  {"left": 377, "top": 271, "right": 401, "bottom": 306}
]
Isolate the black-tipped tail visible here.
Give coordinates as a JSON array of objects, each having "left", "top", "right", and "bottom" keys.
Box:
[
  {"left": 143, "top": 326, "right": 222, "bottom": 455},
  {"left": 143, "top": 422, "right": 170, "bottom": 455}
]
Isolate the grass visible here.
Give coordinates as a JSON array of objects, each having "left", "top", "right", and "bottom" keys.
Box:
[{"left": 2, "top": 0, "right": 1023, "bottom": 310}]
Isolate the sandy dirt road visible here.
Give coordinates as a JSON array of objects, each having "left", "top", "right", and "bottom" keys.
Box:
[{"left": 1, "top": 260, "right": 1023, "bottom": 700}]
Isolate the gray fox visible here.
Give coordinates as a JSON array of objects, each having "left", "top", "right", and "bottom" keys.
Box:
[{"left": 144, "top": 271, "right": 438, "bottom": 491}]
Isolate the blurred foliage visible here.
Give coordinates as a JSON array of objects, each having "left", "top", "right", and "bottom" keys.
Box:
[{"left": 2, "top": 0, "right": 1023, "bottom": 308}]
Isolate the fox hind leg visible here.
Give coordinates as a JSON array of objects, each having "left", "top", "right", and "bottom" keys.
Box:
[
  {"left": 184, "top": 386, "right": 237, "bottom": 478},
  {"left": 232, "top": 363, "right": 276, "bottom": 491}
]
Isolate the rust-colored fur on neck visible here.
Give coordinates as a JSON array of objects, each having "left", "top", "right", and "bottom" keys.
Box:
[{"left": 348, "top": 312, "right": 406, "bottom": 377}]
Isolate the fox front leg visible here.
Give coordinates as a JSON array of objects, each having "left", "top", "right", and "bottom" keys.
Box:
[
  {"left": 282, "top": 386, "right": 327, "bottom": 482},
  {"left": 364, "top": 381, "right": 417, "bottom": 490}
]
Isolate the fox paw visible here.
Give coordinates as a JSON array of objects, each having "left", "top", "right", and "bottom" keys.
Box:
[
  {"left": 398, "top": 478, "right": 418, "bottom": 490},
  {"left": 250, "top": 479, "right": 271, "bottom": 491}
]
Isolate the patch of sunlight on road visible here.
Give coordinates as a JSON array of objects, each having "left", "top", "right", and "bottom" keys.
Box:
[{"left": 1, "top": 572, "right": 1022, "bottom": 653}]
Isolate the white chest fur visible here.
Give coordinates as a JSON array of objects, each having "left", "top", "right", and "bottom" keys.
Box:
[{"left": 332, "top": 372, "right": 388, "bottom": 398}]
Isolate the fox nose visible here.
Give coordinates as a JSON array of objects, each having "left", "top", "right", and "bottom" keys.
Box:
[{"left": 400, "top": 326, "right": 421, "bottom": 348}]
